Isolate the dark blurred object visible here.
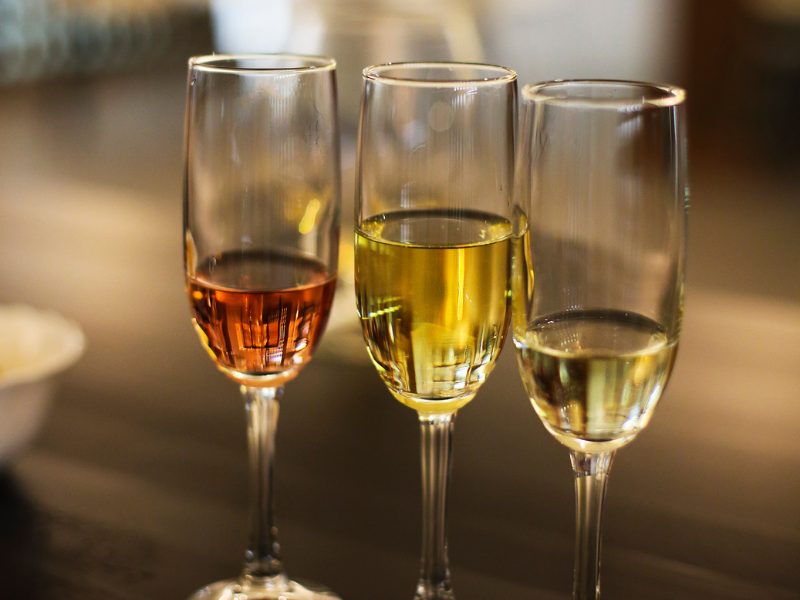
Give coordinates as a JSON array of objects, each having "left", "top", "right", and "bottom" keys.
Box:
[
  {"left": 0, "top": 473, "right": 45, "bottom": 597},
  {"left": 741, "top": 0, "right": 800, "bottom": 166},
  {"left": 0, "top": 0, "right": 211, "bottom": 85},
  {"left": 688, "top": 0, "right": 800, "bottom": 169}
]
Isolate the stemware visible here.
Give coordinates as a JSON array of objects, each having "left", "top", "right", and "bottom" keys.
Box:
[
  {"left": 354, "top": 62, "right": 517, "bottom": 599},
  {"left": 183, "top": 54, "right": 341, "bottom": 600},
  {"left": 511, "top": 80, "right": 688, "bottom": 598}
]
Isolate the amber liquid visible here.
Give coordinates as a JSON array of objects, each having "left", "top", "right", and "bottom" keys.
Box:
[{"left": 188, "top": 250, "right": 336, "bottom": 386}]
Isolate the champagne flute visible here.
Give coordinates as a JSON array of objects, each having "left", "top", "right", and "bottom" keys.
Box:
[
  {"left": 354, "top": 62, "right": 517, "bottom": 599},
  {"left": 183, "top": 54, "right": 341, "bottom": 600},
  {"left": 511, "top": 80, "right": 688, "bottom": 598}
]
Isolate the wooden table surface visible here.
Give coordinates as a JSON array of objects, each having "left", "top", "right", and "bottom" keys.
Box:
[{"left": 0, "top": 69, "right": 798, "bottom": 600}]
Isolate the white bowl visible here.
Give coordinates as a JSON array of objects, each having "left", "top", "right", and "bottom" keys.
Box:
[{"left": 0, "top": 305, "right": 85, "bottom": 464}]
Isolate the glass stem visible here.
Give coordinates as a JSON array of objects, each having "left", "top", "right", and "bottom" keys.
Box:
[
  {"left": 570, "top": 450, "right": 615, "bottom": 600},
  {"left": 241, "top": 385, "right": 287, "bottom": 588},
  {"left": 415, "top": 412, "right": 456, "bottom": 600}
]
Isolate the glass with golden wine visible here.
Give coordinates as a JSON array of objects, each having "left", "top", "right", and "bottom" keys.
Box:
[{"left": 355, "top": 62, "right": 517, "bottom": 599}]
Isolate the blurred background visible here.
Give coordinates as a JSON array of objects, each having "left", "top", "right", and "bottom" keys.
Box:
[{"left": 0, "top": 1, "right": 798, "bottom": 598}]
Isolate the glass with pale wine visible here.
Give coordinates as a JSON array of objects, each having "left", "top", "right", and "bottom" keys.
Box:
[{"left": 511, "top": 80, "right": 688, "bottom": 599}]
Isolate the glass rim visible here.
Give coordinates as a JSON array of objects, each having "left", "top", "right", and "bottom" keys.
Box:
[
  {"left": 188, "top": 53, "right": 336, "bottom": 74},
  {"left": 362, "top": 61, "right": 517, "bottom": 87},
  {"left": 522, "top": 79, "right": 686, "bottom": 108}
]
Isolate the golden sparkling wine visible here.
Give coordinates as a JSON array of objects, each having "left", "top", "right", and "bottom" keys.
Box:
[
  {"left": 515, "top": 309, "right": 678, "bottom": 453},
  {"left": 188, "top": 250, "right": 336, "bottom": 387},
  {"left": 356, "top": 209, "right": 512, "bottom": 413}
]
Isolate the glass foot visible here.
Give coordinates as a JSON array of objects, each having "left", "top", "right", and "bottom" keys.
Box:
[
  {"left": 188, "top": 577, "right": 341, "bottom": 600},
  {"left": 414, "top": 581, "right": 455, "bottom": 600}
]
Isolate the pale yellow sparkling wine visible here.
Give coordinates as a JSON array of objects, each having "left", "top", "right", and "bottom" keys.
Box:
[
  {"left": 355, "top": 209, "right": 512, "bottom": 414},
  {"left": 514, "top": 308, "right": 678, "bottom": 453}
]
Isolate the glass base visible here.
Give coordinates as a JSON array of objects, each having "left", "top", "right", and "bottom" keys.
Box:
[
  {"left": 188, "top": 577, "right": 341, "bottom": 600},
  {"left": 414, "top": 586, "right": 455, "bottom": 600}
]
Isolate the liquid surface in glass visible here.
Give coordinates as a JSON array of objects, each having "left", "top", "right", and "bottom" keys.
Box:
[
  {"left": 188, "top": 250, "right": 336, "bottom": 386},
  {"left": 356, "top": 209, "right": 512, "bottom": 413},
  {"left": 515, "top": 309, "right": 677, "bottom": 452}
]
